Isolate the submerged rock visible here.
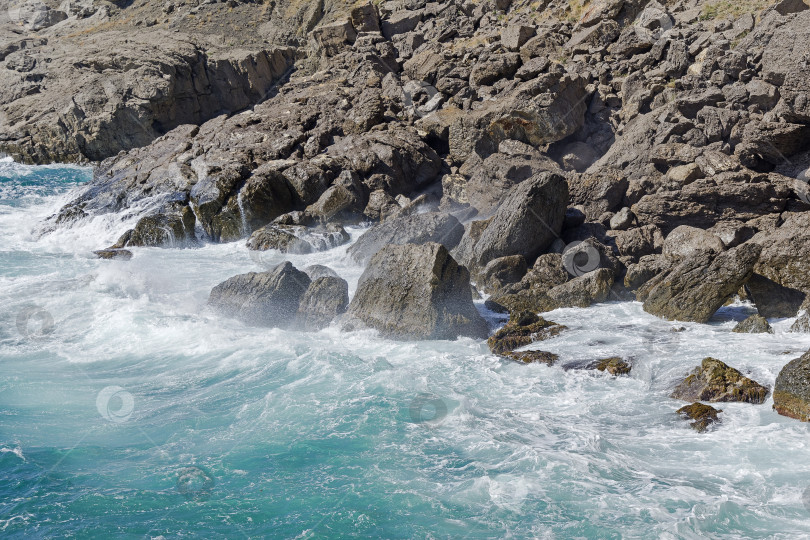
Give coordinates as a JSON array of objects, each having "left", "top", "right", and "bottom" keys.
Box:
[
  {"left": 671, "top": 357, "right": 769, "bottom": 404},
  {"left": 208, "top": 262, "right": 311, "bottom": 328},
  {"left": 593, "top": 357, "right": 632, "bottom": 376},
  {"left": 345, "top": 242, "right": 488, "bottom": 340},
  {"left": 677, "top": 402, "right": 722, "bottom": 432},
  {"left": 93, "top": 249, "right": 133, "bottom": 261},
  {"left": 503, "top": 350, "right": 559, "bottom": 365},
  {"left": 732, "top": 315, "right": 773, "bottom": 334},
  {"left": 773, "top": 350, "right": 810, "bottom": 421},
  {"left": 487, "top": 311, "right": 566, "bottom": 354}
]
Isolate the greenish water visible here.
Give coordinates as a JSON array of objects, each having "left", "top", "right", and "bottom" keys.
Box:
[{"left": 3, "top": 158, "right": 810, "bottom": 539}]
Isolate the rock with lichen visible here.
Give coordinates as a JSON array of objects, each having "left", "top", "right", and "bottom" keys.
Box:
[
  {"left": 671, "top": 357, "right": 769, "bottom": 404},
  {"left": 677, "top": 402, "right": 722, "bottom": 432},
  {"left": 487, "top": 311, "right": 566, "bottom": 354},
  {"left": 593, "top": 357, "right": 632, "bottom": 375}
]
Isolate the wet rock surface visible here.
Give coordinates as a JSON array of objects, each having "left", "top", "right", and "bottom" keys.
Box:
[
  {"left": 773, "top": 351, "right": 810, "bottom": 421},
  {"left": 487, "top": 311, "right": 567, "bottom": 355},
  {"left": 671, "top": 357, "right": 769, "bottom": 404},
  {"left": 677, "top": 402, "right": 722, "bottom": 433},
  {"left": 345, "top": 242, "right": 488, "bottom": 340}
]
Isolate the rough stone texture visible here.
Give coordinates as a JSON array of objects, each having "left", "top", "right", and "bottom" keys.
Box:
[
  {"left": 503, "top": 350, "right": 559, "bottom": 365},
  {"left": 662, "top": 225, "right": 725, "bottom": 259},
  {"left": 476, "top": 255, "right": 528, "bottom": 294},
  {"left": 0, "top": 32, "right": 296, "bottom": 163},
  {"left": 546, "top": 268, "right": 614, "bottom": 309},
  {"left": 345, "top": 243, "right": 488, "bottom": 340},
  {"left": 93, "top": 248, "right": 133, "bottom": 261},
  {"left": 455, "top": 172, "right": 568, "bottom": 271},
  {"left": 677, "top": 402, "right": 722, "bottom": 432},
  {"left": 247, "top": 224, "right": 349, "bottom": 254},
  {"left": 208, "top": 262, "right": 311, "bottom": 328},
  {"left": 642, "top": 243, "right": 761, "bottom": 323},
  {"left": 773, "top": 351, "right": 810, "bottom": 421},
  {"left": 671, "top": 357, "right": 769, "bottom": 404},
  {"left": 732, "top": 315, "right": 773, "bottom": 334},
  {"left": 296, "top": 276, "right": 350, "bottom": 331},
  {"left": 347, "top": 212, "right": 464, "bottom": 265},
  {"left": 486, "top": 253, "right": 569, "bottom": 313},
  {"left": 487, "top": 311, "right": 567, "bottom": 354},
  {"left": 594, "top": 357, "right": 632, "bottom": 375}
]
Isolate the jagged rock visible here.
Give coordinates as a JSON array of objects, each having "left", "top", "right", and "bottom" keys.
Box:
[
  {"left": 594, "top": 357, "right": 632, "bottom": 375},
  {"left": 347, "top": 211, "right": 464, "bottom": 265},
  {"left": 208, "top": 262, "right": 311, "bottom": 328},
  {"left": 662, "top": 225, "right": 725, "bottom": 259},
  {"left": 93, "top": 249, "right": 133, "bottom": 261},
  {"left": 671, "top": 357, "right": 769, "bottom": 404},
  {"left": 624, "top": 254, "right": 672, "bottom": 291},
  {"left": 677, "top": 402, "right": 722, "bottom": 432},
  {"left": 487, "top": 311, "right": 566, "bottom": 354},
  {"left": 345, "top": 243, "right": 488, "bottom": 340},
  {"left": 306, "top": 171, "right": 366, "bottom": 224},
  {"left": 454, "top": 172, "right": 568, "bottom": 271},
  {"left": 246, "top": 224, "right": 349, "bottom": 254},
  {"left": 470, "top": 53, "right": 521, "bottom": 87},
  {"left": 773, "top": 350, "right": 810, "bottom": 421},
  {"left": 503, "top": 350, "right": 559, "bottom": 365},
  {"left": 501, "top": 25, "right": 536, "bottom": 51},
  {"left": 749, "top": 213, "right": 810, "bottom": 317},
  {"left": 476, "top": 255, "right": 528, "bottom": 294},
  {"left": 296, "top": 276, "right": 350, "bottom": 331},
  {"left": 546, "top": 268, "right": 614, "bottom": 309},
  {"left": 609, "top": 207, "right": 635, "bottom": 231},
  {"left": 486, "top": 253, "right": 569, "bottom": 313},
  {"left": 303, "top": 265, "right": 340, "bottom": 280},
  {"left": 642, "top": 243, "right": 761, "bottom": 323},
  {"left": 312, "top": 20, "right": 357, "bottom": 57},
  {"left": 0, "top": 33, "right": 296, "bottom": 163},
  {"left": 611, "top": 224, "right": 664, "bottom": 259},
  {"left": 568, "top": 170, "right": 629, "bottom": 221},
  {"left": 792, "top": 305, "right": 810, "bottom": 332},
  {"left": 732, "top": 315, "right": 773, "bottom": 334}
]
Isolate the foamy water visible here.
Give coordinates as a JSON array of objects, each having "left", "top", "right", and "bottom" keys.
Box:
[{"left": 2, "top": 159, "right": 810, "bottom": 538}]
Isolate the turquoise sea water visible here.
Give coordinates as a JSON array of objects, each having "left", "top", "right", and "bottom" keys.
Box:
[{"left": 3, "top": 158, "right": 810, "bottom": 538}]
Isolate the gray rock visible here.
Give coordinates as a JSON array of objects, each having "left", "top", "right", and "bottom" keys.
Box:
[
  {"left": 455, "top": 172, "right": 568, "bottom": 271},
  {"left": 662, "top": 225, "right": 726, "bottom": 259},
  {"left": 347, "top": 211, "right": 464, "bottom": 265},
  {"left": 642, "top": 243, "right": 762, "bottom": 323},
  {"left": 345, "top": 242, "right": 488, "bottom": 340},
  {"left": 246, "top": 224, "right": 349, "bottom": 254},
  {"left": 546, "top": 268, "right": 614, "bottom": 309},
  {"left": 609, "top": 207, "right": 635, "bottom": 231},
  {"left": 208, "top": 262, "right": 311, "bottom": 327},
  {"left": 732, "top": 315, "right": 773, "bottom": 334},
  {"left": 296, "top": 276, "right": 349, "bottom": 331},
  {"left": 303, "top": 265, "right": 340, "bottom": 280},
  {"left": 476, "top": 255, "right": 528, "bottom": 294}
]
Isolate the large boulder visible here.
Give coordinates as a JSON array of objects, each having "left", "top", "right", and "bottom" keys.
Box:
[
  {"left": 732, "top": 315, "right": 773, "bottom": 334},
  {"left": 642, "top": 243, "right": 761, "bottom": 323},
  {"left": 546, "top": 268, "right": 614, "bottom": 309},
  {"left": 296, "top": 277, "right": 350, "bottom": 331},
  {"left": 347, "top": 212, "right": 464, "bottom": 265},
  {"left": 486, "top": 253, "right": 569, "bottom": 313},
  {"left": 345, "top": 243, "right": 488, "bottom": 340},
  {"left": 208, "top": 262, "right": 311, "bottom": 327},
  {"left": 748, "top": 213, "right": 810, "bottom": 317},
  {"left": 671, "top": 358, "right": 769, "bottom": 404},
  {"left": 773, "top": 351, "right": 810, "bottom": 421},
  {"left": 453, "top": 172, "right": 568, "bottom": 271},
  {"left": 662, "top": 225, "right": 725, "bottom": 259}
]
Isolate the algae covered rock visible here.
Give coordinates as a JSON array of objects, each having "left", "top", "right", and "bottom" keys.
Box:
[
  {"left": 773, "top": 350, "right": 810, "bottom": 421},
  {"left": 594, "top": 357, "right": 632, "bottom": 376},
  {"left": 671, "top": 357, "right": 769, "bottom": 404},
  {"left": 677, "top": 402, "right": 722, "bottom": 432},
  {"left": 487, "top": 311, "right": 566, "bottom": 354},
  {"left": 503, "top": 350, "right": 559, "bottom": 365},
  {"left": 732, "top": 315, "right": 773, "bottom": 334}
]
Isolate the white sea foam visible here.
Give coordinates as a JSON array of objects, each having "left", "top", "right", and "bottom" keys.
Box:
[{"left": 3, "top": 166, "right": 810, "bottom": 537}]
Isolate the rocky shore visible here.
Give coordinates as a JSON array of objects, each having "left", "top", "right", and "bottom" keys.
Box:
[{"left": 6, "top": 0, "right": 810, "bottom": 427}]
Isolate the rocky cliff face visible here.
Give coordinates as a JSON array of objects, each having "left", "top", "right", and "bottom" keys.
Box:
[{"left": 7, "top": 0, "right": 810, "bottom": 329}]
